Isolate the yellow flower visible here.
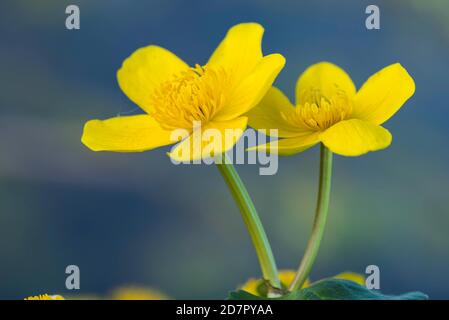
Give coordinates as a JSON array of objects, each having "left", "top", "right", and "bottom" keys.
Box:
[
  {"left": 246, "top": 62, "right": 415, "bottom": 156},
  {"left": 63, "top": 286, "right": 168, "bottom": 300},
  {"left": 25, "top": 294, "right": 64, "bottom": 300},
  {"left": 240, "top": 270, "right": 310, "bottom": 296},
  {"left": 81, "top": 23, "right": 285, "bottom": 161},
  {"left": 110, "top": 286, "right": 169, "bottom": 300},
  {"left": 240, "top": 270, "right": 365, "bottom": 297},
  {"left": 334, "top": 272, "right": 365, "bottom": 286}
]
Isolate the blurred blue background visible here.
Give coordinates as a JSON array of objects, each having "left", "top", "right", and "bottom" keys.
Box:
[{"left": 0, "top": 0, "right": 448, "bottom": 299}]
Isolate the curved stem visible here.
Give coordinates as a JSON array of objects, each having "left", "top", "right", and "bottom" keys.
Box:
[
  {"left": 216, "top": 153, "right": 281, "bottom": 289},
  {"left": 289, "top": 144, "right": 333, "bottom": 292}
]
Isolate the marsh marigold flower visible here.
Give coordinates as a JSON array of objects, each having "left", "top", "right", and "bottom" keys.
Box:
[
  {"left": 25, "top": 294, "right": 64, "bottom": 300},
  {"left": 334, "top": 272, "right": 365, "bottom": 286},
  {"left": 110, "top": 286, "right": 169, "bottom": 300},
  {"left": 241, "top": 270, "right": 310, "bottom": 296},
  {"left": 246, "top": 62, "right": 415, "bottom": 156},
  {"left": 240, "top": 270, "right": 365, "bottom": 297},
  {"left": 81, "top": 23, "right": 285, "bottom": 161}
]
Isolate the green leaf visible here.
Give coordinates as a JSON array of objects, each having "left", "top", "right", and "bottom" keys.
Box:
[
  {"left": 298, "top": 279, "right": 428, "bottom": 300},
  {"left": 228, "top": 279, "right": 428, "bottom": 300}
]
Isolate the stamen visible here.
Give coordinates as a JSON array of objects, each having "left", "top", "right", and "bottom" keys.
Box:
[
  {"left": 150, "top": 65, "right": 235, "bottom": 131},
  {"left": 283, "top": 87, "right": 353, "bottom": 131}
]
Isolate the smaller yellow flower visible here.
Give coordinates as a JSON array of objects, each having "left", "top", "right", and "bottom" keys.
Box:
[
  {"left": 25, "top": 294, "right": 64, "bottom": 300},
  {"left": 246, "top": 62, "right": 415, "bottom": 156},
  {"left": 240, "top": 270, "right": 310, "bottom": 296},
  {"left": 240, "top": 270, "right": 365, "bottom": 297},
  {"left": 110, "top": 286, "right": 169, "bottom": 300},
  {"left": 64, "top": 286, "right": 168, "bottom": 300},
  {"left": 334, "top": 272, "right": 365, "bottom": 286}
]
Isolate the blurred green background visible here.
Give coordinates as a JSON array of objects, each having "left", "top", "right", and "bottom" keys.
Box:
[{"left": 0, "top": 0, "right": 448, "bottom": 299}]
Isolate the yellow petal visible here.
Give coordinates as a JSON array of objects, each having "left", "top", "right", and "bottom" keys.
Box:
[
  {"left": 278, "top": 270, "right": 296, "bottom": 287},
  {"left": 111, "top": 286, "right": 169, "bottom": 300},
  {"left": 248, "top": 132, "right": 320, "bottom": 156},
  {"left": 278, "top": 270, "right": 310, "bottom": 288},
  {"left": 168, "top": 117, "right": 248, "bottom": 162},
  {"left": 295, "top": 62, "right": 356, "bottom": 105},
  {"left": 246, "top": 87, "right": 311, "bottom": 137},
  {"left": 239, "top": 278, "right": 260, "bottom": 296},
  {"left": 352, "top": 63, "right": 415, "bottom": 125},
  {"left": 117, "top": 46, "right": 189, "bottom": 114},
  {"left": 334, "top": 272, "right": 366, "bottom": 286},
  {"left": 207, "top": 23, "right": 264, "bottom": 81},
  {"left": 81, "top": 115, "right": 174, "bottom": 152},
  {"left": 25, "top": 294, "right": 64, "bottom": 300},
  {"left": 320, "top": 119, "right": 392, "bottom": 156},
  {"left": 240, "top": 270, "right": 310, "bottom": 297},
  {"left": 213, "top": 54, "right": 285, "bottom": 121}
]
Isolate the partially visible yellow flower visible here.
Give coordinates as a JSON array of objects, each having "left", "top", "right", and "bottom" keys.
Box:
[
  {"left": 240, "top": 270, "right": 310, "bottom": 296},
  {"left": 82, "top": 23, "right": 285, "bottom": 161},
  {"left": 334, "top": 272, "right": 365, "bottom": 286},
  {"left": 25, "top": 294, "right": 64, "bottom": 300},
  {"left": 247, "top": 62, "right": 415, "bottom": 156},
  {"left": 110, "top": 286, "right": 169, "bottom": 300},
  {"left": 64, "top": 286, "right": 169, "bottom": 300},
  {"left": 241, "top": 270, "right": 365, "bottom": 297}
]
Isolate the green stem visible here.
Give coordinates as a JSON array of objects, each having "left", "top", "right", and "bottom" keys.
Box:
[
  {"left": 216, "top": 153, "right": 281, "bottom": 290},
  {"left": 289, "top": 144, "right": 333, "bottom": 292}
]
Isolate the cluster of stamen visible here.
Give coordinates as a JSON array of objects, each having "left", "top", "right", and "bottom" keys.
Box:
[
  {"left": 283, "top": 87, "right": 353, "bottom": 131},
  {"left": 150, "top": 64, "right": 233, "bottom": 131}
]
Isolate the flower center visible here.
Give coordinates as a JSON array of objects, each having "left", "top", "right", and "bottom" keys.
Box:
[
  {"left": 150, "top": 64, "right": 234, "bottom": 131},
  {"left": 283, "top": 87, "right": 353, "bottom": 131}
]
